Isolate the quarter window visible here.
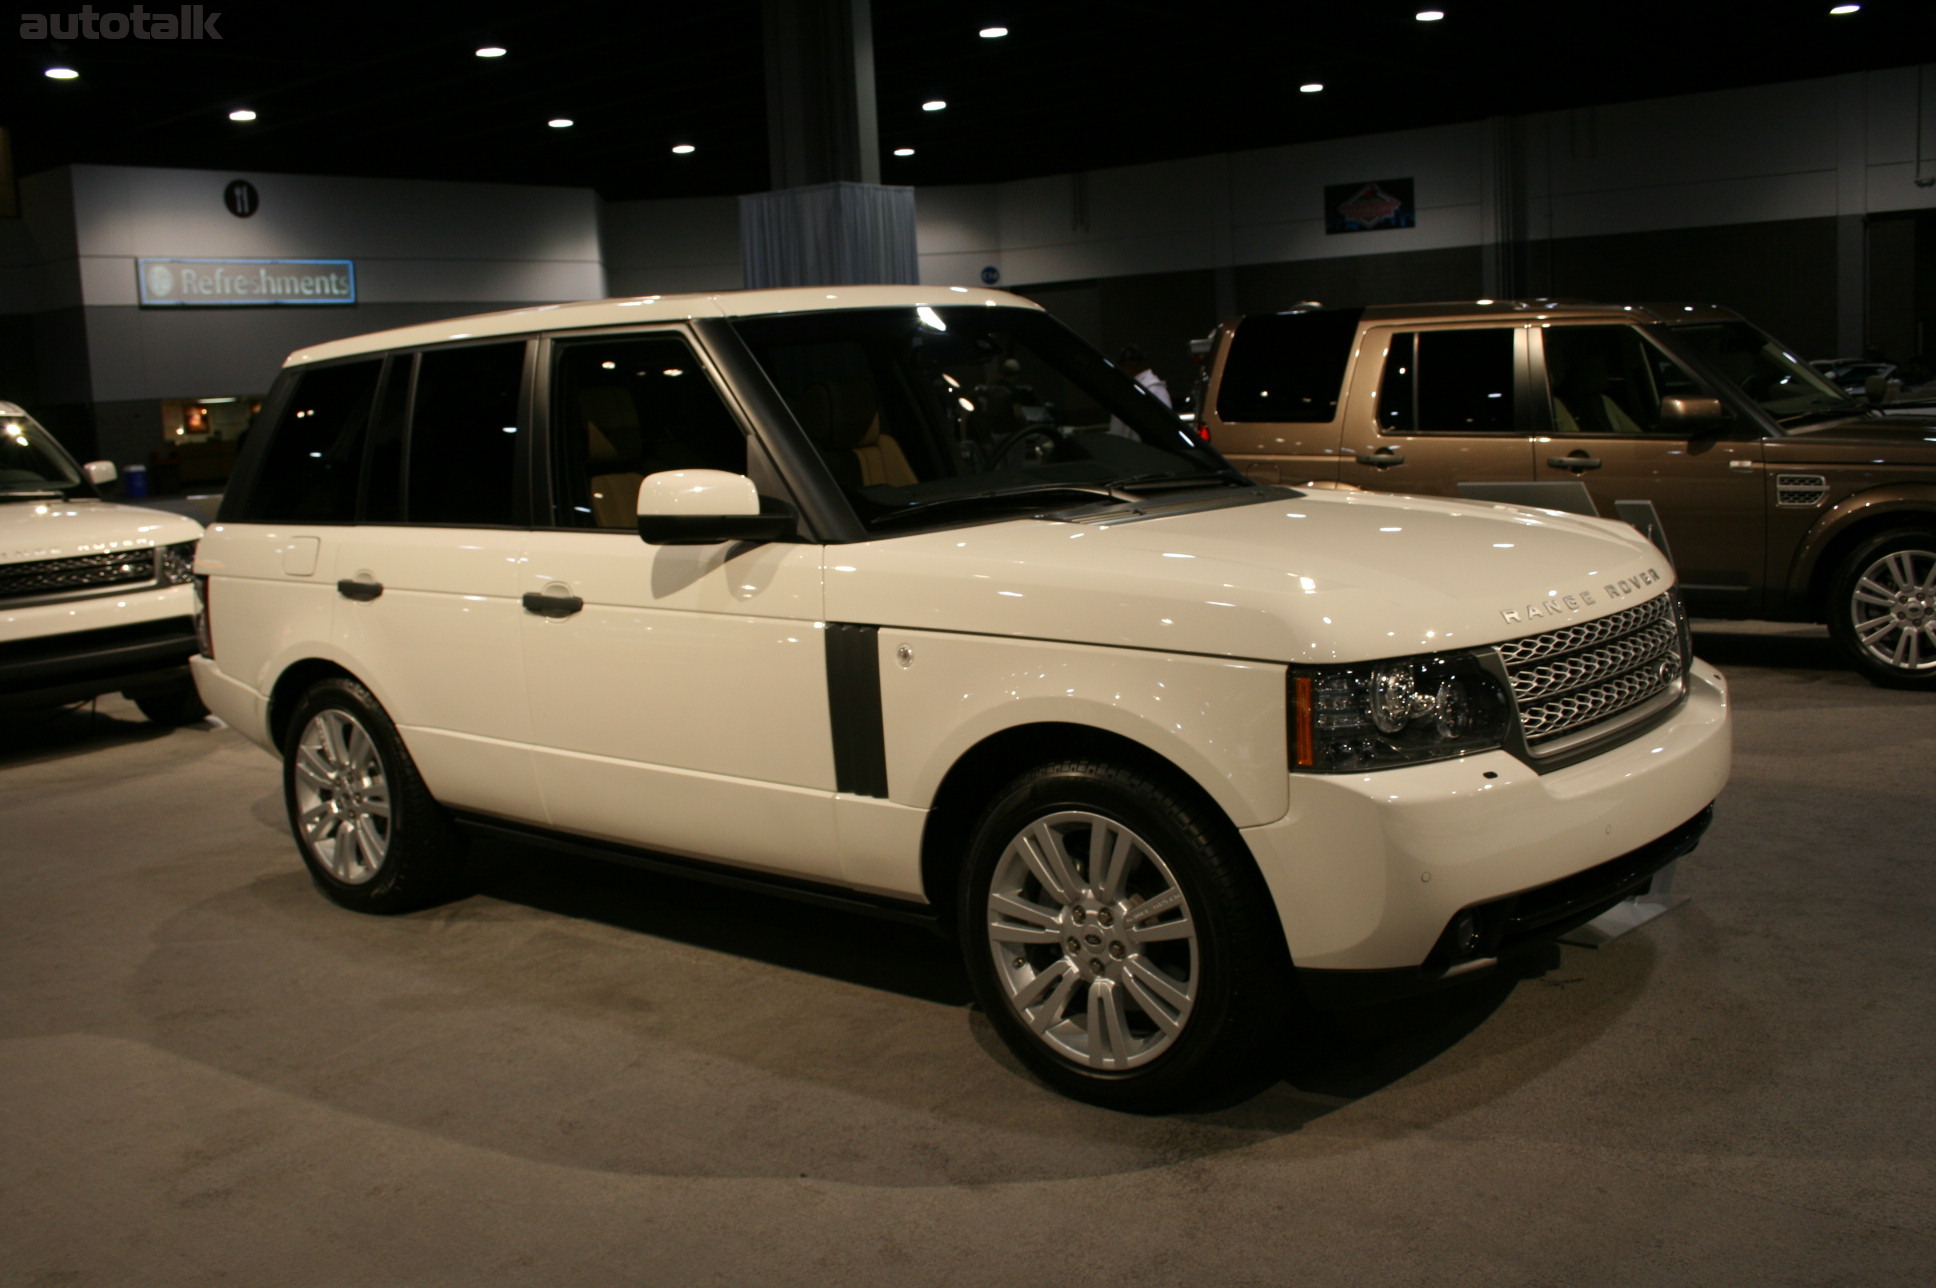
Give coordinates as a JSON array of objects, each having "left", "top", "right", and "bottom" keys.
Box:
[
  {"left": 1215, "top": 308, "right": 1363, "bottom": 423},
  {"left": 243, "top": 359, "right": 381, "bottom": 522}
]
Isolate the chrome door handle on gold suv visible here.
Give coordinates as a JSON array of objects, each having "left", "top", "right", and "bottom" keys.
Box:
[
  {"left": 1546, "top": 452, "right": 1603, "bottom": 472},
  {"left": 1355, "top": 447, "right": 1405, "bottom": 468}
]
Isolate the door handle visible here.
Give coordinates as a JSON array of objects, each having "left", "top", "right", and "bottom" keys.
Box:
[
  {"left": 335, "top": 579, "right": 383, "bottom": 602},
  {"left": 1546, "top": 453, "right": 1603, "bottom": 472},
  {"left": 522, "top": 590, "right": 584, "bottom": 618},
  {"left": 1355, "top": 447, "right": 1406, "bottom": 468}
]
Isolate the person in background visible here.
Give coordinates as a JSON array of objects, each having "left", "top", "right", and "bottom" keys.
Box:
[
  {"left": 1108, "top": 344, "right": 1172, "bottom": 438},
  {"left": 1118, "top": 344, "right": 1172, "bottom": 408}
]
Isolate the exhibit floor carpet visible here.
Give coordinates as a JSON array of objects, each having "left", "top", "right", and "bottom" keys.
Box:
[{"left": 2, "top": 622, "right": 1930, "bottom": 1286}]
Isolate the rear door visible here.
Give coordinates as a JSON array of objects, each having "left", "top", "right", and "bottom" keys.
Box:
[
  {"left": 329, "top": 340, "right": 547, "bottom": 821},
  {"left": 1338, "top": 324, "right": 1540, "bottom": 493}
]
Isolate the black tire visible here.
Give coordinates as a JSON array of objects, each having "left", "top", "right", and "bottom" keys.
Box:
[
  {"left": 1826, "top": 528, "right": 1936, "bottom": 690},
  {"left": 131, "top": 678, "right": 208, "bottom": 726},
  {"left": 281, "top": 677, "right": 468, "bottom": 914},
  {"left": 957, "top": 759, "right": 1290, "bottom": 1112}
]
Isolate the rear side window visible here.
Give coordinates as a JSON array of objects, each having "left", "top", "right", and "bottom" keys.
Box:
[
  {"left": 1378, "top": 328, "right": 1516, "bottom": 435},
  {"left": 1215, "top": 308, "right": 1363, "bottom": 423},
  {"left": 407, "top": 342, "right": 526, "bottom": 526},
  {"left": 242, "top": 359, "right": 381, "bottom": 522}
]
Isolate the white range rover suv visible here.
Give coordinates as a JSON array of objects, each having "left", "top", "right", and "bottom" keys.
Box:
[
  {"left": 192, "top": 287, "right": 1731, "bottom": 1110},
  {"left": 2, "top": 401, "right": 206, "bottom": 724}
]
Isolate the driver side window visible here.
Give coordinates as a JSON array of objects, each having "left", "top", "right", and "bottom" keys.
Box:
[
  {"left": 550, "top": 334, "right": 747, "bottom": 529},
  {"left": 1542, "top": 325, "right": 1702, "bottom": 436}
]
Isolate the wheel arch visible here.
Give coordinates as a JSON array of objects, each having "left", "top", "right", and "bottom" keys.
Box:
[
  {"left": 266, "top": 658, "right": 361, "bottom": 750},
  {"left": 917, "top": 721, "right": 1244, "bottom": 932},
  {"left": 1792, "top": 489, "right": 1936, "bottom": 616}
]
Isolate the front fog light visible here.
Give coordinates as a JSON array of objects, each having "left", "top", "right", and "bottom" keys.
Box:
[{"left": 1292, "top": 650, "right": 1512, "bottom": 772}]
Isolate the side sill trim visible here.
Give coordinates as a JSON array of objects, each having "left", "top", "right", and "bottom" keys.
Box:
[{"left": 447, "top": 811, "right": 941, "bottom": 931}]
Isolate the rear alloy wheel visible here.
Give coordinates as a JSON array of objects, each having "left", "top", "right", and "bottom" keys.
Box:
[
  {"left": 1828, "top": 529, "right": 1936, "bottom": 690},
  {"left": 959, "top": 761, "right": 1288, "bottom": 1112},
  {"left": 283, "top": 677, "right": 468, "bottom": 913}
]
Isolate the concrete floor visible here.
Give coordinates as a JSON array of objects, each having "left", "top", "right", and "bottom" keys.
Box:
[{"left": 2, "top": 623, "right": 1931, "bottom": 1287}]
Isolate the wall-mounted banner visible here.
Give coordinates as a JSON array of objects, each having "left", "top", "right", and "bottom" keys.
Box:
[
  {"left": 1324, "top": 179, "right": 1415, "bottom": 234},
  {"left": 137, "top": 258, "right": 356, "bottom": 306}
]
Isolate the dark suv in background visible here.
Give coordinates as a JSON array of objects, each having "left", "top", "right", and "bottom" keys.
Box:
[{"left": 1195, "top": 301, "right": 1936, "bottom": 688}]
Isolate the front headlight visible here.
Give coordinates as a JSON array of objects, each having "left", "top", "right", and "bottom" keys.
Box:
[
  {"left": 157, "top": 540, "right": 197, "bottom": 585},
  {"left": 1290, "top": 650, "right": 1513, "bottom": 772}
]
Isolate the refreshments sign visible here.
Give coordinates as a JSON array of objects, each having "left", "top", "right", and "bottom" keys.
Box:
[{"left": 138, "top": 258, "right": 356, "bottom": 306}]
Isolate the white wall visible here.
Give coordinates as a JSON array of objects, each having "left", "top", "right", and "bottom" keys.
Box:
[
  {"left": 39, "top": 165, "right": 607, "bottom": 403},
  {"left": 67, "top": 165, "right": 605, "bottom": 308},
  {"left": 601, "top": 195, "right": 742, "bottom": 295},
  {"left": 908, "top": 66, "right": 1936, "bottom": 295}
]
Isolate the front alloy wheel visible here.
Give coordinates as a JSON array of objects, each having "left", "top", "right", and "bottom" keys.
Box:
[
  {"left": 960, "top": 761, "right": 1288, "bottom": 1112},
  {"left": 985, "top": 811, "right": 1198, "bottom": 1072},
  {"left": 1830, "top": 530, "right": 1936, "bottom": 689}
]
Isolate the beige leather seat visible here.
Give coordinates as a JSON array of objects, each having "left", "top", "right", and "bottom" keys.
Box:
[
  {"left": 580, "top": 387, "right": 646, "bottom": 528},
  {"left": 796, "top": 381, "right": 916, "bottom": 488}
]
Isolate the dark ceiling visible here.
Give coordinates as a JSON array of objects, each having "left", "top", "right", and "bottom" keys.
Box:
[{"left": 4, "top": 1, "right": 1932, "bottom": 202}]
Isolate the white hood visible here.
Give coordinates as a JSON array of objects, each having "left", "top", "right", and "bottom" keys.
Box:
[
  {"left": 0, "top": 498, "right": 202, "bottom": 565},
  {"left": 827, "top": 489, "right": 1671, "bottom": 664}
]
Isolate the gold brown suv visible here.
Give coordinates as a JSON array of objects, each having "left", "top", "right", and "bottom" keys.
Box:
[{"left": 1197, "top": 301, "right": 1936, "bottom": 688}]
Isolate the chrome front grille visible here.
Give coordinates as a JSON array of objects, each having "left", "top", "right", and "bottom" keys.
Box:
[
  {"left": 1498, "top": 592, "right": 1686, "bottom": 751},
  {"left": 0, "top": 548, "right": 157, "bottom": 602}
]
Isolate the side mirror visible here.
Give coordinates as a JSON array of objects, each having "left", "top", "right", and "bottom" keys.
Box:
[
  {"left": 636, "top": 469, "right": 794, "bottom": 546},
  {"left": 83, "top": 460, "right": 118, "bottom": 486},
  {"left": 1863, "top": 373, "right": 1899, "bottom": 406},
  {"left": 1659, "top": 396, "right": 1733, "bottom": 427}
]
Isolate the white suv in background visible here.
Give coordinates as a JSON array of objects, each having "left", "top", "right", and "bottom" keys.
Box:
[
  {"left": 2, "top": 401, "right": 206, "bottom": 724},
  {"left": 191, "top": 287, "right": 1731, "bottom": 1110}
]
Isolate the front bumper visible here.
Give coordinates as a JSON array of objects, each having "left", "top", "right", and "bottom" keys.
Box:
[
  {"left": 0, "top": 586, "right": 199, "bottom": 710},
  {"left": 1240, "top": 657, "right": 1730, "bottom": 976}
]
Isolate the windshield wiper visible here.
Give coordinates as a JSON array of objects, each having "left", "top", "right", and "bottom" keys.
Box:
[
  {"left": 868, "top": 483, "right": 1132, "bottom": 529},
  {"left": 0, "top": 489, "right": 67, "bottom": 501},
  {"left": 1104, "top": 468, "right": 1251, "bottom": 493}
]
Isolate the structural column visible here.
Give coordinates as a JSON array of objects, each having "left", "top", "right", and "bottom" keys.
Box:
[{"left": 741, "top": 0, "right": 918, "bottom": 288}]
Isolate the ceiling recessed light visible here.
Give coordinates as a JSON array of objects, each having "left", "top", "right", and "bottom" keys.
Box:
[
  {"left": 229, "top": 109, "right": 257, "bottom": 122},
  {"left": 548, "top": 118, "right": 574, "bottom": 129},
  {"left": 1829, "top": 3, "right": 1860, "bottom": 12},
  {"left": 922, "top": 99, "right": 947, "bottom": 112},
  {"left": 45, "top": 66, "right": 78, "bottom": 80},
  {"left": 979, "top": 26, "right": 1008, "bottom": 38},
  {"left": 1415, "top": 9, "right": 1445, "bottom": 19},
  {"left": 475, "top": 45, "right": 507, "bottom": 57},
  {"left": 1299, "top": 82, "right": 1324, "bottom": 93},
  {"left": 672, "top": 143, "right": 695, "bottom": 154},
  {"left": 893, "top": 147, "right": 916, "bottom": 157}
]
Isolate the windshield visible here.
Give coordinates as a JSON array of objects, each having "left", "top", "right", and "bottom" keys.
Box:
[
  {"left": 731, "top": 306, "right": 1239, "bottom": 531},
  {"left": 0, "top": 411, "right": 86, "bottom": 498},
  {"left": 1665, "top": 322, "right": 1860, "bottom": 423}
]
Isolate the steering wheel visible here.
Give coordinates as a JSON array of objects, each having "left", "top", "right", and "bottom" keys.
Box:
[{"left": 988, "top": 426, "right": 1062, "bottom": 468}]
